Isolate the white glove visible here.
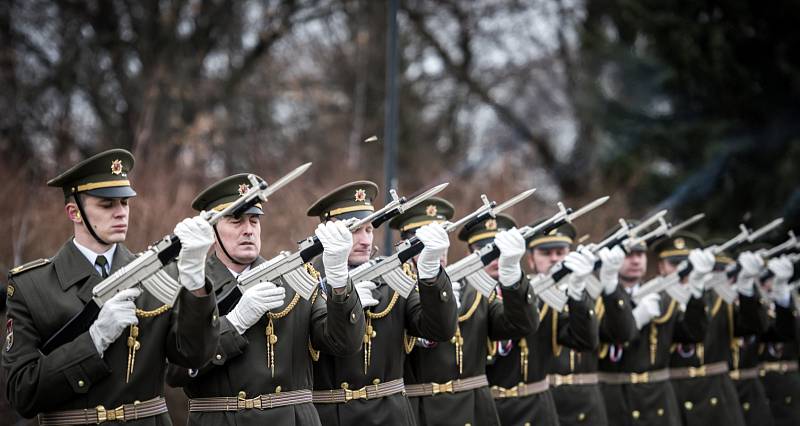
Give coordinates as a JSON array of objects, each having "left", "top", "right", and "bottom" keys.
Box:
[
  {"left": 768, "top": 256, "right": 794, "bottom": 308},
  {"left": 315, "top": 221, "right": 353, "bottom": 289},
  {"left": 355, "top": 281, "right": 380, "bottom": 308},
  {"left": 687, "top": 248, "right": 715, "bottom": 299},
  {"left": 495, "top": 228, "right": 526, "bottom": 287},
  {"left": 451, "top": 280, "right": 462, "bottom": 309},
  {"left": 227, "top": 281, "right": 286, "bottom": 335},
  {"left": 599, "top": 246, "right": 624, "bottom": 295},
  {"left": 632, "top": 292, "right": 661, "bottom": 330},
  {"left": 89, "top": 288, "right": 141, "bottom": 356},
  {"left": 564, "top": 250, "right": 594, "bottom": 300},
  {"left": 736, "top": 251, "right": 764, "bottom": 297},
  {"left": 415, "top": 224, "right": 450, "bottom": 280},
  {"left": 174, "top": 215, "right": 215, "bottom": 291}
]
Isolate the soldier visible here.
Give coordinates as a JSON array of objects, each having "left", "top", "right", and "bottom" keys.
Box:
[
  {"left": 549, "top": 232, "right": 637, "bottom": 426},
  {"left": 308, "top": 182, "right": 458, "bottom": 426},
  {"left": 165, "top": 174, "right": 366, "bottom": 424},
  {"left": 3, "top": 149, "right": 220, "bottom": 424},
  {"left": 487, "top": 223, "right": 599, "bottom": 426},
  {"left": 725, "top": 245, "right": 774, "bottom": 426},
  {"left": 757, "top": 254, "right": 800, "bottom": 426},
  {"left": 598, "top": 233, "right": 709, "bottom": 426},
  {"left": 399, "top": 208, "right": 539, "bottom": 426},
  {"left": 668, "top": 239, "right": 769, "bottom": 426}
]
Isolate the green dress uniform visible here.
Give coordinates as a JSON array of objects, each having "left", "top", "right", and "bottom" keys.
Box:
[
  {"left": 487, "top": 223, "right": 598, "bottom": 426},
  {"left": 758, "top": 293, "right": 800, "bottom": 426},
  {"left": 165, "top": 174, "right": 366, "bottom": 425},
  {"left": 599, "top": 235, "right": 709, "bottom": 426},
  {"left": 401, "top": 213, "right": 539, "bottom": 426},
  {"left": 3, "top": 150, "right": 220, "bottom": 425},
  {"left": 306, "top": 182, "right": 458, "bottom": 426},
  {"left": 669, "top": 252, "right": 768, "bottom": 426},
  {"left": 550, "top": 283, "right": 636, "bottom": 426}
]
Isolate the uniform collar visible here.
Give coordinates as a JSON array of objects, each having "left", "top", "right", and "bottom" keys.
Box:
[
  {"left": 206, "top": 253, "right": 263, "bottom": 294},
  {"left": 53, "top": 240, "right": 134, "bottom": 296},
  {"left": 72, "top": 238, "right": 117, "bottom": 273}
]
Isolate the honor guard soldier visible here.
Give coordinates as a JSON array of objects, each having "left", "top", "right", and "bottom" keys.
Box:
[
  {"left": 757, "top": 254, "right": 800, "bottom": 426},
  {"left": 400, "top": 209, "right": 538, "bottom": 426},
  {"left": 487, "top": 223, "right": 599, "bottom": 426},
  {"left": 722, "top": 244, "right": 774, "bottom": 426},
  {"left": 598, "top": 233, "right": 709, "bottom": 426},
  {"left": 308, "top": 182, "right": 458, "bottom": 426},
  {"left": 668, "top": 239, "right": 769, "bottom": 426},
  {"left": 549, "top": 227, "right": 637, "bottom": 426},
  {"left": 3, "top": 149, "right": 220, "bottom": 424},
  {"left": 165, "top": 174, "right": 365, "bottom": 425}
]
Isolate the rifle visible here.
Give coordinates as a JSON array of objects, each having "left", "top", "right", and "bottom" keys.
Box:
[
  {"left": 41, "top": 164, "right": 312, "bottom": 354},
  {"left": 532, "top": 209, "right": 668, "bottom": 307},
  {"left": 633, "top": 218, "right": 784, "bottom": 305},
  {"left": 217, "top": 183, "right": 449, "bottom": 314},
  {"left": 445, "top": 196, "right": 610, "bottom": 301},
  {"left": 348, "top": 189, "right": 537, "bottom": 298}
]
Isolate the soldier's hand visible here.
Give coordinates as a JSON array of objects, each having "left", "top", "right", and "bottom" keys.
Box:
[
  {"left": 598, "top": 246, "right": 625, "bottom": 295},
  {"left": 496, "top": 228, "right": 526, "bottom": 287},
  {"left": 687, "top": 248, "right": 715, "bottom": 298},
  {"left": 736, "top": 251, "right": 764, "bottom": 297},
  {"left": 315, "top": 221, "right": 353, "bottom": 289},
  {"left": 564, "top": 251, "right": 593, "bottom": 300},
  {"left": 768, "top": 256, "right": 794, "bottom": 308},
  {"left": 174, "top": 214, "right": 215, "bottom": 291},
  {"left": 89, "top": 288, "right": 141, "bottom": 356},
  {"left": 227, "top": 281, "right": 286, "bottom": 335},
  {"left": 416, "top": 224, "right": 450, "bottom": 280},
  {"left": 452, "top": 280, "right": 463, "bottom": 309},
  {"left": 632, "top": 292, "right": 661, "bottom": 330},
  {"left": 355, "top": 281, "right": 380, "bottom": 308}
]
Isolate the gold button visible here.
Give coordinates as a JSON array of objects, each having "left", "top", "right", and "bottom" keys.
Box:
[
  {"left": 465, "top": 424, "right": 471, "bottom": 426},
  {"left": 442, "top": 291, "right": 447, "bottom": 298},
  {"left": 710, "top": 397, "right": 718, "bottom": 406},
  {"left": 632, "top": 410, "right": 640, "bottom": 419},
  {"left": 618, "top": 299, "right": 624, "bottom": 307},
  {"left": 77, "top": 380, "right": 85, "bottom": 388},
  {"left": 525, "top": 423, "right": 531, "bottom": 426},
  {"left": 577, "top": 412, "right": 586, "bottom": 421},
  {"left": 212, "top": 314, "right": 218, "bottom": 321},
  {"left": 341, "top": 382, "right": 349, "bottom": 390},
  {"left": 657, "top": 408, "right": 664, "bottom": 416},
  {"left": 684, "top": 401, "right": 693, "bottom": 411},
  {"left": 215, "top": 354, "right": 222, "bottom": 360},
  {"left": 373, "top": 378, "right": 381, "bottom": 385},
  {"left": 275, "top": 386, "right": 282, "bottom": 393},
  {"left": 238, "top": 391, "right": 246, "bottom": 398},
  {"left": 743, "top": 402, "right": 751, "bottom": 411},
  {"left": 785, "top": 396, "right": 792, "bottom": 405},
  {"left": 589, "top": 309, "right": 595, "bottom": 316}
]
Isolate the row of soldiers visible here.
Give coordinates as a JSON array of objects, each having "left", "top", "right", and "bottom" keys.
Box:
[{"left": 1, "top": 148, "right": 799, "bottom": 426}]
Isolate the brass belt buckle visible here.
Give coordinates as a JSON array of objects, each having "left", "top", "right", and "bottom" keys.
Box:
[
  {"left": 96, "top": 405, "right": 125, "bottom": 423},
  {"left": 630, "top": 371, "right": 650, "bottom": 384},
  {"left": 431, "top": 381, "right": 454, "bottom": 395},
  {"left": 237, "top": 392, "right": 261, "bottom": 410},
  {"left": 344, "top": 387, "right": 369, "bottom": 402},
  {"left": 688, "top": 366, "right": 705, "bottom": 378}
]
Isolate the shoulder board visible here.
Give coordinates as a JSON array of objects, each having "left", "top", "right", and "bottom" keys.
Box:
[{"left": 9, "top": 258, "right": 51, "bottom": 276}]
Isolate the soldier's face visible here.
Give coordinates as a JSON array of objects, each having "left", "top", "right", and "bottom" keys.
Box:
[
  {"left": 657, "top": 259, "right": 679, "bottom": 276},
  {"left": 620, "top": 251, "right": 647, "bottom": 284},
  {"left": 527, "top": 246, "right": 569, "bottom": 274},
  {"left": 69, "top": 195, "right": 130, "bottom": 244},
  {"left": 349, "top": 224, "right": 374, "bottom": 266},
  {"left": 215, "top": 214, "right": 261, "bottom": 264}
]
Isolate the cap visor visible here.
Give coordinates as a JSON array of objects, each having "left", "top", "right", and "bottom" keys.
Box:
[
  {"left": 329, "top": 210, "right": 372, "bottom": 222},
  {"left": 85, "top": 187, "right": 137, "bottom": 198}
]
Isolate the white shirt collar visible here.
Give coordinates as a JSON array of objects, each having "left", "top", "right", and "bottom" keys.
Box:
[
  {"left": 624, "top": 283, "right": 640, "bottom": 295},
  {"left": 72, "top": 238, "right": 117, "bottom": 275},
  {"left": 227, "top": 265, "right": 251, "bottom": 279}
]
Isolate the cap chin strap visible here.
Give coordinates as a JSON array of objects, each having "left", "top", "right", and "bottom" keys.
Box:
[
  {"left": 73, "top": 194, "right": 110, "bottom": 246},
  {"left": 213, "top": 225, "right": 250, "bottom": 266}
]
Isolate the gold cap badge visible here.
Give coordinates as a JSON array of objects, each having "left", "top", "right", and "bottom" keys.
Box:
[
  {"left": 238, "top": 183, "right": 250, "bottom": 196},
  {"left": 426, "top": 205, "right": 438, "bottom": 217},
  {"left": 674, "top": 238, "right": 686, "bottom": 250},
  {"left": 354, "top": 189, "right": 367, "bottom": 202},
  {"left": 485, "top": 219, "right": 497, "bottom": 230},
  {"left": 110, "top": 159, "right": 123, "bottom": 175}
]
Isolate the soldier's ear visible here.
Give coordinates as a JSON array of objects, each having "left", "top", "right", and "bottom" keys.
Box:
[{"left": 65, "top": 203, "right": 82, "bottom": 223}]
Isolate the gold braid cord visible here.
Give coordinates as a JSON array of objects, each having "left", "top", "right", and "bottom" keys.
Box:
[
  {"left": 265, "top": 293, "right": 301, "bottom": 377},
  {"left": 452, "top": 293, "right": 482, "bottom": 375},
  {"left": 309, "top": 288, "right": 322, "bottom": 361},
  {"left": 727, "top": 302, "right": 739, "bottom": 369},
  {"left": 126, "top": 304, "right": 172, "bottom": 383},
  {"left": 404, "top": 331, "right": 417, "bottom": 354},
  {"left": 649, "top": 299, "right": 677, "bottom": 365},
  {"left": 364, "top": 291, "right": 400, "bottom": 374}
]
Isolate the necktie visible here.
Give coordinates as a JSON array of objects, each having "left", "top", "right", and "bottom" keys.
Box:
[{"left": 95, "top": 255, "right": 109, "bottom": 278}]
